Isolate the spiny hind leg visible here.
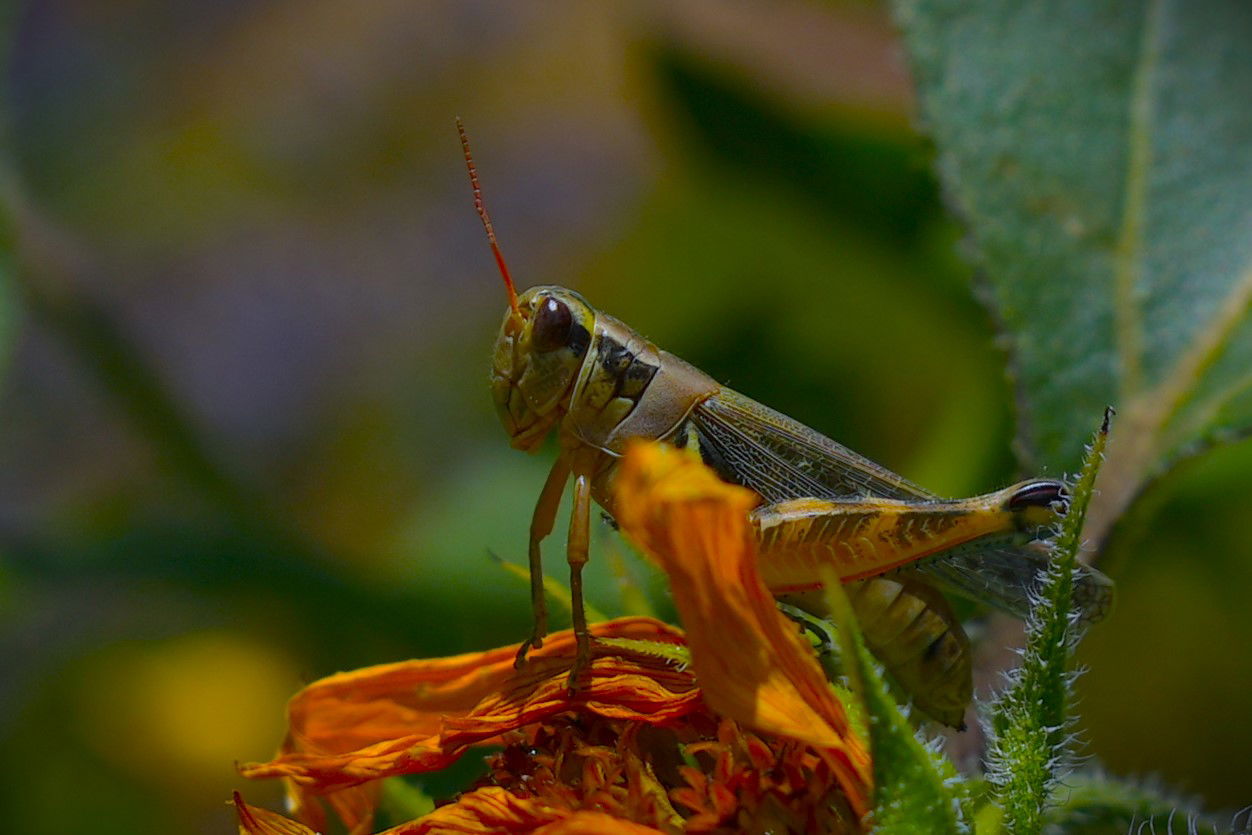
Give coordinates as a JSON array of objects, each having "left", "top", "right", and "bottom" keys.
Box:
[
  {"left": 752, "top": 490, "right": 1051, "bottom": 587},
  {"left": 850, "top": 576, "right": 972, "bottom": 729},
  {"left": 515, "top": 458, "right": 571, "bottom": 669},
  {"left": 779, "top": 576, "right": 972, "bottom": 729}
]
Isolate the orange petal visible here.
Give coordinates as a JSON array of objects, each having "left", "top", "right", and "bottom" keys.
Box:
[
  {"left": 613, "top": 442, "right": 872, "bottom": 817},
  {"left": 376, "top": 785, "right": 563, "bottom": 833},
  {"left": 531, "top": 811, "right": 667, "bottom": 835},
  {"left": 241, "top": 618, "right": 697, "bottom": 795},
  {"left": 233, "top": 792, "right": 318, "bottom": 835},
  {"left": 326, "top": 783, "right": 380, "bottom": 835},
  {"left": 371, "top": 786, "right": 665, "bottom": 835}
]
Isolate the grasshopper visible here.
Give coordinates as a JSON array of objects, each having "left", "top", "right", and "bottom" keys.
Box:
[{"left": 458, "top": 120, "right": 1113, "bottom": 728}]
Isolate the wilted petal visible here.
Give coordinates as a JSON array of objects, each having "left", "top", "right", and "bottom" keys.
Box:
[
  {"left": 613, "top": 442, "right": 872, "bottom": 817},
  {"left": 364, "top": 785, "right": 665, "bottom": 834},
  {"left": 234, "top": 792, "right": 318, "bottom": 835},
  {"left": 241, "top": 618, "right": 696, "bottom": 798},
  {"left": 326, "top": 783, "right": 380, "bottom": 835},
  {"left": 531, "top": 811, "right": 667, "bottom": 835},
  {"left": 376, "top": 785, "right": 561, "bottom": 833},
  {"left": 241, "top": 444, "right": 879, "bottom": 832}
]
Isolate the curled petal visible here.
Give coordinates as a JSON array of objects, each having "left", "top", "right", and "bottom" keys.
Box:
[
  {"left": 234, "top": 792, "right": 318, "bottom": 835},
  {"left": 241, "top": 618, "right": 696, "bottom": 795},
  {"left": 531, "top": 811, "right": 667, "bottom": 835},
  {"left": 368, "top": 786, "right": 665, "bottom": 834},
  {"left": 613, "top": 442, "right": 872, "bottom": 817},
  {"left": 378, "top": 786, "right": 562, "bottom": 833}
]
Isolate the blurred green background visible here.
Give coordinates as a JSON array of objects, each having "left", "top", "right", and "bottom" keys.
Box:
[{"left": 0, "top": 2, "right": 1248, "bottom": 832}]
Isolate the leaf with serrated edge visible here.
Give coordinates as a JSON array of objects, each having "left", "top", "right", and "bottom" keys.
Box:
[{"left": 891, "top": 0, "right": 1252, "bottom": 545}]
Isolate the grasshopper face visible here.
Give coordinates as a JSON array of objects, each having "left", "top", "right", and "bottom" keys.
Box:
[{"left": 491, "top": 285, "right": 595, "bottom": 452}]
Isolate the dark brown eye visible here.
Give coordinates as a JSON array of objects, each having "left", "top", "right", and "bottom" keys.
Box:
[{"left": 532, "top": 297, "right": 573, "bottom": 352}]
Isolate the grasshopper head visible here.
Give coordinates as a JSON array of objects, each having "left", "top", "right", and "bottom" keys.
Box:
[
  {"left": 456, "top": 123, "right": 595, "bottom": 449},
  {"left": 491, "top": 286, "right": 595, "bottom": 451}
]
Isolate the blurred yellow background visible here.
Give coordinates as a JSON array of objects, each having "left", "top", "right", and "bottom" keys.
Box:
[{"left": 1, "top": 2, "right": 1248, "bottom": 832}]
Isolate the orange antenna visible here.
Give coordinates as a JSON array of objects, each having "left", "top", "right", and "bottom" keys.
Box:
[{"left": 457, "top": 117, "right": 520, "bottom": 316}]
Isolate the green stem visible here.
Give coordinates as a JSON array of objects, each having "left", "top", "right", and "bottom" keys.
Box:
[{"left": 986, "top": 408, "right": 1113, "bottom": 832}]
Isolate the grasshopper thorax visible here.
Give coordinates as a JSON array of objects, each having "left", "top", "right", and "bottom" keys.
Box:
[{"left": 491, "top": 285, "right": 595, "bottom": 451}]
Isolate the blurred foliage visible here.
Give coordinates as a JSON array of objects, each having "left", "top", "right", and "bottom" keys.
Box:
[
  {"left": 0, "top": 243, "right": 14, "bottom": 385},
  {"left": 1044, "top": 772, "right": 1225, "bottom": 835},
  {"left": 590, "top": 50, "right": 1014, "bottom": 498},
  {"left": 0, "top": 2, "right": 1249, "bottom": 833}
]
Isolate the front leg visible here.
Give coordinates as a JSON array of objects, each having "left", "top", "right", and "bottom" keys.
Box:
[
  {"left": 515, "top": 457, "right": 571, "bottom": 669},
  {"left": 564, "top": 466, "right": 593, "bottom": 691}
]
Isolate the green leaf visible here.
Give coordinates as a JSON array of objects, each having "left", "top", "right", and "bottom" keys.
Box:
[
  {"left": 1044, "top": 771, "right": 1222, "bottom": 835},
  {"left": 892, "top": 0, "right": 1252, "bottom": 545},
  {"left": 985, "top": 411, "right": 1111, "bottom": 832},
  {"left": 595, "top": 636, "right": 691, "bottom": 668},
  {"left": 820, "top": 570, "right": 967, "bottom": 834}
]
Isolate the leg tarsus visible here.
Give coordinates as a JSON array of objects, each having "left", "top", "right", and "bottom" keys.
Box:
[
  {"left": 514, "top": 533, "right": 549, "bottom": 669},
  {"left": 514, "top": 631, "right": 544, "bottom": 669},
  {"left": 564, "top": 637, "right": 591, "bottom": 693},
  {"left": 564, "top": 469, "right": 593, "bottom": 691},
  {"left": 517, "top": 459, "right": 570, "bottom": 668}
]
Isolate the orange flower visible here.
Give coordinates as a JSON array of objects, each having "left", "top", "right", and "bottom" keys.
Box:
[
  {"left": 239, "top": 618, "right": 696, "bottom": 834},
  {"left": 612, "top": 442, "right": 870, "bottom": 809},
  {"left": 237, "top": 442, "right": 870, "bottom": 833}
]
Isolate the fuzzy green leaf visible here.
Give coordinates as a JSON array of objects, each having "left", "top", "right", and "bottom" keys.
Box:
[
  {"left": 1045, "top": 771, "right": 1223, "bottom": 835},
  {"left": 986, "top": 411, "right": 1111, "bottom": 832},
  {"left": 820, "top": 570, "right": 966, "bottom": 835},
  {"left": 595, "top": 636, "right": 691, "bottom": 668},
  {"left": 891, "top": 0, "right": 1252, "bottom": 546}
]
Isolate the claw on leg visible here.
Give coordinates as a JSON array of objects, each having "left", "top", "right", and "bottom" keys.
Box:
[
  {"left": 517, "top": 458, "right": 570, "bottom": 669},
  {"left": 564, "top": 633, "right": 592, "bottom": 692},
  {"left": 514, "top": 561, "right": 548, "bottom": 670},
  {"left": 514, "top": 571, "right": 549, "bottom": 669},
  {"left": 514, "top": 630, "right": 544, "bottom": 669}
]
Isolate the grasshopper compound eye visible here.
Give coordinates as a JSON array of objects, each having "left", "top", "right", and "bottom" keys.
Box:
[{"left": 532, "top": 297, "right": 573, "bottom": 352}]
